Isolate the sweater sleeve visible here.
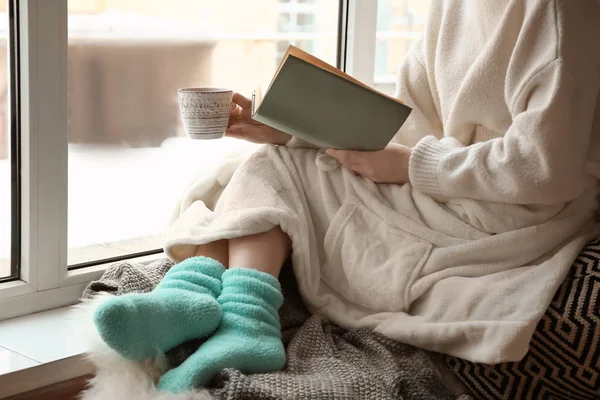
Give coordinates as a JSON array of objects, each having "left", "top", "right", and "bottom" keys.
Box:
[
  {"left": 409, "top": 59, "right": 600, "bottom": 205},
  {"left": 391, "top": 41, "right": 444, "bottom": 148}
]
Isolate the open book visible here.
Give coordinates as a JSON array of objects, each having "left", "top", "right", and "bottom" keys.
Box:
[{"left": 251, "top": 45, "right": 412, "bottom": 151}]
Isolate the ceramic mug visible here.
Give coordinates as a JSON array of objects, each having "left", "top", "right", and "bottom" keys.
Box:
[{"left": 177, "top": 88, "right": 233, "bottom": 139}]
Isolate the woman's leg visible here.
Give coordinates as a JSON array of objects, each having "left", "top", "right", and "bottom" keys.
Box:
[
  {"left": 228, "top": 227, "right": 291, "bottom": 276},
  {"left": 195, "top": 239, "right": 229, "bottom": 267},
  {"left": 93, "top": 241, "right": 230, "bottom": 361},
  {"left": 192, "top": 226, "right": 291, "bottom": 274},
  {"left": 93, "top": 228, "right": 290, "bottom": 365},
  {"left": 158, "top": 227, "right": 291, "bottom": 393}
]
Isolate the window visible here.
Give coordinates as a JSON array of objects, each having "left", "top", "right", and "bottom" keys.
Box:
[
  {"left": 0, "top": 0, "right": 432, "bottom": 320},
  {"left": 0, "top": 0, "right": 15, "bottom": 282},
  {"left": 276, "top": 0, "right": 322, "bottom": 66},
  {"left": 66, "top": 0, "right": 339, "bottom": 268},
  {"left": 374, "top": 0, "right": 429, "bottom": 95},
  {"left": 297, "top": 13, "right": 315, "bottom": 30},
  {"left": 279, "top": 12, "right": 292, "bottom": 31}
]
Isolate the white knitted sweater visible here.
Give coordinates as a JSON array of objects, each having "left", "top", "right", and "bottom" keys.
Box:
[{"left": 396, "top": 0, "right": 600, "bottom": 207}]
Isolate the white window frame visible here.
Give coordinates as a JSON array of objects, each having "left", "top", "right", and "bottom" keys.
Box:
[
  {"left": 0, "top": 0, "right": 380, "bottom": 321},
  {"left": 343, "top": 0, "right": 378, "bottom": 86}
]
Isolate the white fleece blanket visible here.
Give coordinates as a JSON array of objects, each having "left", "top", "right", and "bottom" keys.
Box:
[{"left": 165, "top": 144, "right": 600, "bottom": 364}]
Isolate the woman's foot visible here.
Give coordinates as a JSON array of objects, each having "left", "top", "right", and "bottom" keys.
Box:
[
  {"left": 93, "top": 257, "right": 224, "bottom": 361},
  {"left": 157, "top": 267, "right": 286, "bottom": 393}
]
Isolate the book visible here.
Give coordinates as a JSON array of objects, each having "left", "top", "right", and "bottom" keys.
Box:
[{"left": 251, "top": 45, "right": 412, "bottom": 151}]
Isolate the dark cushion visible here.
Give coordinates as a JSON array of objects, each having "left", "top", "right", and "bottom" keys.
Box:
[{"left": 445, "top": 238, "right": 600, "bottom": 400}]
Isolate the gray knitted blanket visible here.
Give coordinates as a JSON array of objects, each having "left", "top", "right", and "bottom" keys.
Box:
[{"left": 83, "top": 259, "right": 473, "bottom": 400}]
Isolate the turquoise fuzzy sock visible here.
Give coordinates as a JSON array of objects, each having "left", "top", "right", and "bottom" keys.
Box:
[
  {"left": 157, "top": 267, "right": 286, "bottom": 393},
  {"left": 93, "top": 256, "right": 224, "bottom": 361}
]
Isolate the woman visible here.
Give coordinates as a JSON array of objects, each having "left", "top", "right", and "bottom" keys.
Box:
[{"left": 93, "top": 0, "right": 600, "bottom": 393}]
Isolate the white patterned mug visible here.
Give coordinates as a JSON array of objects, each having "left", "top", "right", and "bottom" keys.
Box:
[{"left": 177, "top": 88, "right": 233, "bottom": 139}]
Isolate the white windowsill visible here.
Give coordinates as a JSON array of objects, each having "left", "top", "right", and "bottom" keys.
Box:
[
  {"left": 0, "top": 251, "right": 166, "bottom": 396},
  {"left": 0, "top": 306, "right": 94, "bottom": 398},
  {"left": 0, "top": 251, "right": 167, "bottom": 321}
]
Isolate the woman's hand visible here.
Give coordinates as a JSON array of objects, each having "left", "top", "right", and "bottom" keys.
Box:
[
  {"left": 327, "top": 143, "right": 412, "bottom": 184},
  {"left": 226, "top": 93, "right": 292, "bottom": 145}
]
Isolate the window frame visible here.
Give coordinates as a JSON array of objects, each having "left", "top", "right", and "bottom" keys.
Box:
[{"left": 0, "top": 0, "right": 379, "bottom": 321}]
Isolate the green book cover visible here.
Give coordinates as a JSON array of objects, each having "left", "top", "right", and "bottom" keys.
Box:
[{"left": 252, "top": 45, "right": 412, "bottom": 151}]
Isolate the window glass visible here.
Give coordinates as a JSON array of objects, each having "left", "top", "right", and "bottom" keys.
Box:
[
  {"left": 0, "top": 1, "right": 11, "bottom": 279},
  {"left": 374, "top": 0, "right": 429, "bottom": 95},
  {"left": 67, "top": 0, "right": 339, "bottom": 267}
]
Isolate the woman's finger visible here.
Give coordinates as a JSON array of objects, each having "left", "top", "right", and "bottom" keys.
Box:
[
  {"left": 232, "top": 92, "right": 252, "bottom": 109},
  {"left": 337, "top": 158, "right": 364, "bottom": 175},
  {"left": 327, "top": 149, "right": 365, "bottom": 165},
  {"left": 228, "top": 107, "right": 241, "bottom": 127},
  {"left": 348, "top": 163, "right": 369, "bottom": 177}
]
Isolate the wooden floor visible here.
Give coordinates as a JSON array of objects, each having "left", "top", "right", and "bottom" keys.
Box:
[{"left": 4, "top": 375, "right": 93, "bottom": 400}]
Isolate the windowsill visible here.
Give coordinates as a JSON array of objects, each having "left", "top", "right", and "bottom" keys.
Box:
[
  {"left": 0, "top": 306, "right": 94, "bottom": 398},
  {"left": 0, "top": 251, "right": 167, "bottom": 321},
  {"left": 0, "top": 251, "right": 170, "bottom": 397}
]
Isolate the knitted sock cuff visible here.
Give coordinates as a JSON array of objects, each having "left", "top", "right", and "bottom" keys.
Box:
[
  {"left": 159, "top": 256, "right": 225, "bottom": 297},
  {"left": 172, "top": 256, "right": 226, "bottom": 278},
  {"left": 221, "top": 267, "right": 283, "bottom": 310}
]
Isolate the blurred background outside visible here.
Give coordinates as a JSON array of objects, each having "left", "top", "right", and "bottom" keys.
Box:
[{"left": 0, "top": 0, "right": 429, "bottom": 275}]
